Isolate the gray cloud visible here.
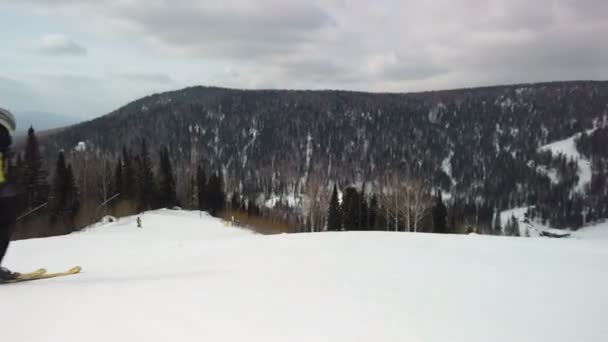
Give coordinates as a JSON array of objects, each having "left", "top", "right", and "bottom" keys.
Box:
[
  {"left": 36, "top": 34, "right": 87, "bottom": 56},
  {"left": 119, "top": 72, "right": 174, "bottom": 84},
  {"left": 0, "top": 76, "right": 42, "bottom": 111},
  {"left": 5, "top": 0, "right": 608, "bottom": 103},
  {"left": 112, "top": 1, "right": 335, "bottom": 60}
]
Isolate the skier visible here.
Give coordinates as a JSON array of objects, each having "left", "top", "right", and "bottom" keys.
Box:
[{"left": 0, "top": 108, "right": 18, "bottom": 280}]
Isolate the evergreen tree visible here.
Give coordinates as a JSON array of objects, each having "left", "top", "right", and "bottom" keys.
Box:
[
  {"left": 49, "top": 152, "right": 79, "bottom": 223},
  {"left": 504, "top": 215, "right": 521, "bottom": 236},
  {"left": 197, "top": 165, "right": 207, "bottom": 211},
  {"left": 504, "top": 216, "right": 512, "bottom": 236},
  {"left": 158, "top": 147, "right": 177, "bottom": 208},
  {"left": 230, "top": 191, "right": 241, "bottom": 211},
  {"left": 432, "top": 190, "right": 448, "bottom": 233},
  {"left": 122, "top": 147, "right": 135, "bottom": 199},
  {"left": 342, "top": 187, "right": 361, "bottom": 230},
  {"left": 368, "top": 195, "right": 378, "bottom": 231},
  {"left": 360, "top": 192, "right": 369, "bottom": 230},
  {"left": 22, "top": 127, "right": 49, "bottom": 210},
  {"left": 65, "top": 164, "right": 80, "bottom": 219},
  {"left": 512, "top": 216, "right": 520, "bottom": 237},
  {"left": 247, "top": 199, "right": 255, "bottom": 217},
  {"left": 50, "top": 151, "right": 69, "bottom": 221},
  {"left": 137, "top": 139, "right": 158, "bottom": 211},
  {"left": 217, "top": 172, "right": 226, "bottom": 212},
  {"left": 113, "top": 157, "right": 123, "bottom": 196},
  {"left": 327, "top": 184, "right": 342, "bottom": 231},
  {"left": 206, "top": 172, "right": 226, "bottom": 216},
  {"left": 448, "top": 204, "right": 459, "bottom": 234},
  {"left": 493, "top": 208, "right": 502, "bottom": 235}
]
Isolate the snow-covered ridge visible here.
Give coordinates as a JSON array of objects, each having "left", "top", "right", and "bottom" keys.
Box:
[{"left": 2, "top": 209, "right": 607, "bottom": 342}]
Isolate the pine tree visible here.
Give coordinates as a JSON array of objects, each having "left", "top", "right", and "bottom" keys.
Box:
[
  {"left": 341, "top": 187, "right": 360, "bottom": 230},
  {"left": 360, "top": 193, "right": 369, "bottom": 230},
  {"left": 206, "top": 172, "right": 225, "bottom": 216},
  {"left": 504, "top": 216, "right": 512, "bottom": 236},
  {"left": 327, "top": 184, "right": 342, "bottom": 231},
  {"left": 197, "top": 165, "right": 207, "bottom": 211},
  {"left": 22, "top": 127, "right": 49, "bottom": 210},
  {"left": 122, "top": 147, "right": 135, "bottom": 199},
  {"left": 230, "top": 191, "right": 241, "bottom": 211},
  {"left": 158, "top": 147, "right": 177, "bottom": 208},
  {"left": 217, "top": 171, "right": 226, "bottom": 213},
  {"left": 50, "top": 151, "right": 69, "bottom": 221},
  {"left": 113, "top": 157, "right": 123, "bottom": 196},
  {"left": 49, "top": 152, "right": 79, "bottom": 224},
  {"left": 247, "top": 199, "right": 255, "bottom": 217},
  {"left": 65, "top": 164, "right": 79, "bottom": 218},
  {"left": 512, "top": 216, "right": 520, "bottom": 237},
  {"left": 368, "top": 195, "right": 378, "bottom": 231},
  {"left": 432, "top": 190, "right": 448, "bottom": 233},
  {"left": 493, "top": 208, "right": 502, "bottom": 235},
  {"left": 137, "top": 139, "right": 158, "bottom": 211}
]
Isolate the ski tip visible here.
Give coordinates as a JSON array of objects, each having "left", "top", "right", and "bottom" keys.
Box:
[{"left": 70, "top": 266, "right": 82, "bottom": 273}]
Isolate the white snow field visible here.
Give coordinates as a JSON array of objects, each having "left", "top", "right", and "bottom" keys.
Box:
[
  {"left": 538, "top": 130, "right": 594, "bottom": 192},
  {"left": 2, "top": 209, "right": 608, "bottom": 342}
]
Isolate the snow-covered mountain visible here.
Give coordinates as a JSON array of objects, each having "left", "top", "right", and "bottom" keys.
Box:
[
  {"left": 36, "top": 81, "right": 608, "bottom": 230},
  {"left": 1, "top": 209, "right": 607, "bottom": 341}
]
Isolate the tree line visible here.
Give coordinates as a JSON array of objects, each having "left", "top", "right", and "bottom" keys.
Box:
[
  {"left": 8, "top": 128, "right": 229, "bottom": 239},
  {"left": 9, "top": 126, "right": 558, "bottom": 239}
]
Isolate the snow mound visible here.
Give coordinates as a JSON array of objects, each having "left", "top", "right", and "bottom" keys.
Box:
[{"left": 1, "top": 209, "right": 607, "bottom": 342}]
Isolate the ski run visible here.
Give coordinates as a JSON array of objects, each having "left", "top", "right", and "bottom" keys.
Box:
[{"left": 1, "top": 209, "right": 607, "bottom": 342}]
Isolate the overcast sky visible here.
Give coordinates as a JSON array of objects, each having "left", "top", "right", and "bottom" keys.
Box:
[{"left": 0, "top": 0, "right": 607, "bottom": 119}]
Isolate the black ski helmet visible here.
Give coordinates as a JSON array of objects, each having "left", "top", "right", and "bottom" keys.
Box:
[{"left": 0, "top": 107, "right": 16, "bottom": 136}]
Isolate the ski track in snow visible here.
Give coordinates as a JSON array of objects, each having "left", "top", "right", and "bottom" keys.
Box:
[{"left": 2, "top": 209, "right": 608, "bottom": 342}]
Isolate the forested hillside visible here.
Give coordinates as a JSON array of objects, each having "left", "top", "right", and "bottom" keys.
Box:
[{"left": 13, "top": 81, "right": 608, "bottom": 237}]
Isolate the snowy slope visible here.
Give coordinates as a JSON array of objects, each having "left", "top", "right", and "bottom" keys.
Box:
[
  {"left": 2, "top": 209, "right": 608, "bottom": 342},
  {"left": 538, "top": 130, "right": 593, "bottom": 192},
  {"left": 574, "top": 221, "right": 608, "bottom": 240}
]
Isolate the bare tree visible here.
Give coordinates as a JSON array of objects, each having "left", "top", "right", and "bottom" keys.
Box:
[
  {"left": 378, "top": 172, "right": 401, "bottom": 231},
  {"left": 407, "top": 178, "right": 432, "bottom": 232},
  {"left": 95, "top": 157, "right": 113, "bottom": 217},
  {"left": 303, "top": 171, "right": 327, "bottom": 232},
  {"left": 378, "top": 172, "right": 432, "bottom": 232}
]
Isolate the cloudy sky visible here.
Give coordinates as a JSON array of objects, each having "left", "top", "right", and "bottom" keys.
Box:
[{"left": 0, "top": 0, "right": 607, "bottom": 119}]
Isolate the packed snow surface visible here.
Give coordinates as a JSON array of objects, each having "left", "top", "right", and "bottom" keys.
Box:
[{"left": 2, "top": 209, "right": 607, "bottom": 342}]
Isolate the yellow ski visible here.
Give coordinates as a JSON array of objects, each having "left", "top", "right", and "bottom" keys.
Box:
[
  {"left": 17, "top": 268, "right": 47, "bottom": 279},
  {"left": 1, "top": 266, "right": 81, "bottom": 284}
]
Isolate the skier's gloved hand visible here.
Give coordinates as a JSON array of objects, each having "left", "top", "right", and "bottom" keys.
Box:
[{"left": 0, "top": 183, "right": 17, "bottom": 198}]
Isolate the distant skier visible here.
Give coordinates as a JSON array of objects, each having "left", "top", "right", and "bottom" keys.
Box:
[
  {"left": 137, "top": 217, "right": 142, "bottom": 228},
  {"left": 0, "top": 108, "right": 18, "bottom": 280}
]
